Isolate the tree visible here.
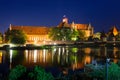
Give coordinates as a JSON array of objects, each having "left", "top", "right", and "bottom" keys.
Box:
[
  {"left": 116, "top": 34, "right": 120, "bottom": 41},
  {"left": 49, "top": 27, "right": 79, "bottom": 41},
  {"left": 5, "top": 29, "right": 27, "bottom": 45},
  {"left": 78, "top": 30, "right": 85, "bottom": 41},
  {"left": 71, "top": 29, "right": 79, "bottom": 41},
  {"left": 87, "top": 63, "right": 120, "bottom": 80},
  {"left": 9, "top": 65, "right": 26, "bottom": 80},
  {"left": 28, "top": 66, "right": 54, "bottom": 80},
  {"left": 48, "top": 27, "right": 62, "bottom": 41},
  {"left": 8, "top": 65, "right": 54, "bottom": 80}
]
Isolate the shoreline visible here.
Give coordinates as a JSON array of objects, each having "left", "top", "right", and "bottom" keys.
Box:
[{"left": 0, "top": 41, "right": 120, "bottom": 50}]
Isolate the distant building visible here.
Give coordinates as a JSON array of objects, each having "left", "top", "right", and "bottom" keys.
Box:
[
  {"left": 58, "top": 16, "right": 94, "bottom": 39},
  {"left": 9, "top": 24, "right": 51, "bottom": 44},
  {"left": 6, "top": 17, "right": 94, "bottom": 44},
  {"left": 108, "top": 26, "right": 119, "bottom": 41},
  {"left": 108, "top": 26, "right": 119, "bottom": 36},
  {"left": 100, "top": 31, "right": 107, "bottom": 41}
]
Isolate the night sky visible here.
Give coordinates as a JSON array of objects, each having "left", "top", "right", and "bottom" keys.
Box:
[{"left": 0, "top": 0, "right": 120, "bottom": 33}]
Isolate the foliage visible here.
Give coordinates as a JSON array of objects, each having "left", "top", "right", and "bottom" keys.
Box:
[
  {"left": 8, "top": 65, "right": 54, "bottom": 80},
  {"left": 48, "top": 27, "right": 62, "bottom": 41},
  {"left": 28, "top": 66, "right": 54, "bottom": 80},
  {"left": 107, "top": 63, "right": 120, "bottom": 80},
  {"left": 116, "top": 34, "right": 120, "bottom": 41},
  {"left": 71, "top": 47, "right": 78, "bottom": 53},
  {"left": 9, "top": 65, "right": 26, "bottom": 80},
  {"left": 86, "top": 64, "right": 105, "bottom": 79},
  {"left": 71, "top": 29, "right": 79, "bottom": 41},
  {"left": 48, "top": 27, "right": 79, "bottom": 41},
  {"left": 86, "top": 62, "right": 120, "bottom": 80},
  {"left": 78, "top": 30, "right": 85, "bottom": 40},
  {"left": 5, "top": 29, "right": 27, "bottom": 45}
]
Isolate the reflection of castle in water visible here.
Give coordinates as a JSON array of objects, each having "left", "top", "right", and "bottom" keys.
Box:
[
  {"left": 0, "top": 46, "right": 120, "bottom": 71},
  {"left": 23, "top": 47, "right": 120, "bottom": 69}
]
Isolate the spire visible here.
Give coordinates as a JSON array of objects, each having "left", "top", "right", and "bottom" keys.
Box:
[
  {"left": 113, "top": 25, "right": 118, "bottom": 36},
  {"left": 88, "top": 23, "right": 94, "bottom": 35},
  {"left": 88, "top": 23, "right": 92, "bottom": 30},
  {"left": 71, "top": 21, "right": 75, "bottom": 29},
  {"left": 62, "top": 15, "right": 68, "bottom": 23},
  {"left": 9, "top": 24, "right": 12, "bottom": 30}
]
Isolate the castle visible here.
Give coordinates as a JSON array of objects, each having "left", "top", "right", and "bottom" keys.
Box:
[{"left": 8, "top": 17, "right": 94, "bottom": 44}]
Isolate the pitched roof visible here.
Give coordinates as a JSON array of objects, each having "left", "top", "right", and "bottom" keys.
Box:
[
  {"left": 108, "top": 26, "right": 119, "bottom": 36},
  {"left": 72, "top": 24, "right": 89, "bottom": 30},
  {"left": 10, "top": 25, "right": 50, "bottom": 35}
]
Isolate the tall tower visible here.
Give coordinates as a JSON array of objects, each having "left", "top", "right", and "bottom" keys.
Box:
[
  {"left": 88, "top": 23, "right": 94, "bottom": 35},
  {"left": 71, "top": 21, "right": 75, "bottom": 29},
  {"left": 113, "top": 26, "right": 118, "bottom": 36},
  {"left": 62, "top": 15, "right": 68, "bottom": 24}
]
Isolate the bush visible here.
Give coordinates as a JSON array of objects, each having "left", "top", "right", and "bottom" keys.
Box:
[
  {"left": 8, "top": 65, "right": 54, "bottom": 80},
  {"left": 9, "top": 65, "right": 26, "bottom": 80}
]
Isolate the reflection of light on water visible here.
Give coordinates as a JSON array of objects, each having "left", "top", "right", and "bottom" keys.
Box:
[
  {"left": 58, "top": 48, "right": 61, "bottom": 55},
  {"left": 72, "top": 56, "right": 77, "bottom": 70},
  {"left": 52, "top": 48, "right": 56, "bottom": 62},
  {"left": 25, "top": 50, "right": 28, "bottom": 62},
  {"left": 113, "top": 47, "right": 118, "bottom": 58},
  {"left": 66, "top": 49, "right": 68, "bottom": 63},
  {"left": 58, "top": 48, "right": 61, "bottom": 63},
  {"left": 43, "top": 49, "right": 46, "bottom": 63},
  {"left": 113, "top": 59, "right": 118, "bottom": 63},
  {"left": 84, "top": 56, "right": 91, "bottom": 64},
  {"left": 53, "top": 48, "right": 56, "bottom": 52},
  {"left": 34, "top": 50, "right": 37, "bottom": 63},
  {"left": 62, "top": 47, "right": 65, "bottom": 54},
  {"left": 84, "top": 48, "right": 91, "bottom": 54},
  {"left": 0, "top": 51, "right": 2, "bottom": 63},
  {"left": 72, "top": 63, "right": 84, "bottom": 70},
  {"left": 10, "top": 50, "right": 12, "bottom": 63}
]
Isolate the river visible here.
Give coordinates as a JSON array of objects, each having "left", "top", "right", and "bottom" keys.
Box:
[{"left": 0, "top": 46, "right": 120, "bottom": 77}]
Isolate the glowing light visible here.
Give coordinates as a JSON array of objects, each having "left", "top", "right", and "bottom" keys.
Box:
[
  {"left": 0, "top": 51, "right": 2, "bottom": 63},
  {"left": 113, "top": 59, "right": 118, "bottom": 63},
  {"left": 53, "top": 48, "right": 56, "bottom": 52},
  {"left": 25, "top": 50, "right": 28, "bottom": 62},
  {"left": 9, "top": 43, "right": 15, "bottom": 47},
  {"left": 58, "top": 48, "right": 61, "bottom": 63},
  {"left": 53, "top": 42, "right": 56, "bottom": 45},
  {"left": 43, "top": 49, "right": 46, "bottom": 62},
  {"left": 34, "top": 40, "right": 38, "bottom": 44},
  {"left": 84, "top": 56, "right": 91, "bottom": 64},
  {"left": 43, "top": 41, "right": 46, "bottom": 44},
  {"left": 71, "top": 37, "right": 77, "bottom": 41},
  {"left": 10, "top": 50, "right": 13, "bottom": 63},
  {"left": 71, "top": 48, "right": 78, "bottom": 53},
  {"left": 34, "top": 50, "right": 37, "bottom": 63},
  {"left": 113, "top": 26, "right": 118, "bottom": 36},
  {"left": 62, "top": 47, "right": 65, "bottom": 53},
  {"left": 84, "top": 48, "right": 91, "bottom": 54}
]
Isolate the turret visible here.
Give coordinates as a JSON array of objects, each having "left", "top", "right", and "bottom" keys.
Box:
[{"left": 62, "top": 15, "right": 68, "bottom": 24}]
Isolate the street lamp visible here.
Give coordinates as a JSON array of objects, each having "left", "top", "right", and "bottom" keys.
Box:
[{"left": 106, "top": 58, "right": 110, "bottom": 80}]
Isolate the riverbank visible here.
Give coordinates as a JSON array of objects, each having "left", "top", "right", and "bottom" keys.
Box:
[{"left": 0, "top": 41, "right": 120, "bottom": 50}]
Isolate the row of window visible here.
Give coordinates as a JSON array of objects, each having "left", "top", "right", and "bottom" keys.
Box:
[{"left": 29, "top": 36, "right": 48, "bottom": 41}]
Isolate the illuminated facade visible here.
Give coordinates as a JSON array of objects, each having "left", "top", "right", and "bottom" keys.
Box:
[
  {"left": 9, "top": 17, "right": 94, "bottom": 44},
  {"left": 58, "top": 16, "right": 94, "bottom": 39},
  {"left": 109, "top": 26, "right": 119, "bottom": 36},
  {"left": 9, "top": 24, "right": 51, "bottom": 44}
]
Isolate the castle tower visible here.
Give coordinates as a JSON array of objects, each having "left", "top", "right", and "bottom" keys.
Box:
[
  {"left": 113, "top": 26, "right": 118, "bottom": 36},
  {"left": 62, "top": 15, "right": 68, "bottom": 24},
  {"left": 71, "top": 21, "right": 75, "bottom": 29},
  {"left": 88, "top": 23, "right": 94, "bottom": 35},
  {"left": 9, "top": 24, "right": 12, "bottom": 30}
]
